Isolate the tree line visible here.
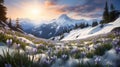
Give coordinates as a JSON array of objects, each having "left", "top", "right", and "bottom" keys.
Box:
[{"left": 102, "top": 1, "right": 120, "bottom": 24}]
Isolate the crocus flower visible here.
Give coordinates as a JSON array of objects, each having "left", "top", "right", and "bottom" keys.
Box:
[
  {"left": 86, "top": 46, "right": 90, "bottom": 51},
  {"left": 9, "top": 39, "right": 12, "bottom": 45},
  {"left": 71, "top": 48, "right": 78, "bottom": 54},
  {"left": 93, "top": 45, "right": 98, "bottom": 49},
  {"left": 6, "top": 39, "right": 12, "bottom": 47},
  {"left": 43, "top": 57, "right": 52, "bottom": 65},
  {"left": 51, "top": 55, "right": 57, "bottom": 62},
  {"left": 47, "top": 50, "right": 51, "bottom": 56},
  {"left": 115, "top": 47, "right": 120, "bottom": 54},
  {"left": 32, "top": 48, "right": 37, "bottom": 53},
  {"left": 29, "top": 44, "right": 36, "bottom": 48},
  {"left": 61, "top": 54, "right": 68, "bottom": 60},
  {"left": 112, "top": 40, "right": 118, "bottom": 46},
  {"left": 6, "top": 39, "right": 9, "bottom": 45},
  {"left": 81, "top": 52, "right": 86, "bottom": 58},
  {"left": 5, "top": 64, "right": 12, "bottom": 67},
  {"left": 94, "top": 57, "right": 101, "bottom": 64},
  {"left": 112, "top": 38, "right": 120, "bottom": 47},
  {"left": 16, "top": 44, "right": 20, "bottom": 49},
  {"left": 23, "top": 40, "right": 26, "bottom": 43}
]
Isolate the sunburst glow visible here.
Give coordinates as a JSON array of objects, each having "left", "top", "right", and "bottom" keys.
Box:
[
  {"left": 31, "top": 8, "right": 40, "bottom": 15},
  {"left": 22, "top": 3, "right": 42, "bottom": 20}
]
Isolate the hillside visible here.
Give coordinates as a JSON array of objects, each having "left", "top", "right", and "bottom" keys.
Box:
[{"left": 52, "top": 17, "right": 120, "bottom": 41}]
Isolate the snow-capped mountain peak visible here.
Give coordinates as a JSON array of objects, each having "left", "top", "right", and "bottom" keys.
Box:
[{"left": 58, "top": 14, "right": 71, "bottom": 20}]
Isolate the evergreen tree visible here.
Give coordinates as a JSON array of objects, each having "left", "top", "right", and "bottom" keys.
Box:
[
  {"left": 85, "top": 23, "right": 89, "bottom": 27},
  {"left": 79, "top": 23, "right": 85, "bottom": 29},
  {"left": 15, "top": 18, "right": 22, "bottom": 30},
  {"left": 8, "top": 18, "right": 12, "bottom": 28},
  {"left": 103, "top": 1, "right": 109, "bottom": 23},
  {"left": 110, "top": 3, "right": 115, "bottom": 11},
  {"left": 0, "top": 0, "right": 4, "bottom": 3},
  {"left": 109, "top": 3, "right": 116, "bottom": 22},
  {"left": 100, "top": 20, "right": 104, "bottom": 28},
  {"left": 92, "top": 21, "right": 98, "bottom": 27},
  {"left": 0, "top": 0, "right": 7, "bottom": 22}
]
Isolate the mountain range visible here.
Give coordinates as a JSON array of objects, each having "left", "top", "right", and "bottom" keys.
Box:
[{"left": 21, "top": 14, "right": 101, "bottom": 39}]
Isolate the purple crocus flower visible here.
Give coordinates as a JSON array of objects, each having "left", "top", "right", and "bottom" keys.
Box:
[
  {"left": 6, "top": 39, "right": 9, "bottom": 45},
  {"left": 71, "top": 48, "right": 78, "bottom": 54},
  {"left": 112, "top": 38, "right": 120, "bottom": 47},
  {"left": 86, "top": 46, "right": 90, "bottom": 51},
  {"left": 81, "top": 52, "right": 86, "bottom": 58},
  {"left": 51, "top": 55, "right": 57, "bottom": 62},
  {"left": 9, "top": 39, "right": 12, "bottom": 45},
  {"left": 61, "top": 54, "right": 67, "bottom": 60},
  {"left": 115, "top": 47, "right": 120, "bottom": 54},
  {"left": 23, "top": 40, "right": 26, "bottom": 43},
  {"left": 92, "top": 39, "right": 97, "bottom": 43},
  {"left": 6, "top": 39, "right": 12, "bottom": 46},
  {"left": 94, "top": 57, "right": 101, "bottom": 64},
  {"left": 93, "top": 45, "right": 98, "bottom": 49},
  {"left": 112, "top": 40, "right": 118, "bottom": 46},
  {"left": 5, "top": 64, "right": 12, "bottom": 67},
  {"left": 43, "top": 57, "right": 52, "bottom": 65},
  {"left": 47, "top": 50, "right": 51, "bottom": 56},
  {"left": 32, "top": 48, "right": 37, "bottom": 53},
  {"left": 16, "top": 44, "right": 20, "bottom": 49}
]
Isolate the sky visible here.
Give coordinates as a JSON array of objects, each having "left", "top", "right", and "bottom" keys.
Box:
[{"left": 4, "top": 0, "right": 120, "bottom": 21}]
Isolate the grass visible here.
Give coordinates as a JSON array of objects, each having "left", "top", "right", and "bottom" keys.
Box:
[
  {"left": 0, "top": 33, "right": 28, "bottom": 50},
  {"left": 86, "top": 51, "right": 94, "bottom": 58},
  {"left": 0, "top": 49, "right": 40, "bottom": 67},
  {"left": 94, "top": 43, "right": 112, "bottom": 56},
  {"left": 14, "top": 31, "right": 49, "bottom": 45},
  {"left": 2, "top": 29, "right": 49, "bottom": 46}
]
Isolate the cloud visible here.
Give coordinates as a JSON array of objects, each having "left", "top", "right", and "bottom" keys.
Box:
[
  {"left": 4, "top": 0, "right": 120, "bottom": 20},
  {"left": 47, "top": 0, "right": 105, "bottom": 18},
  {"left": 44, "top": 0, "right": 56, "bottom": 7}
]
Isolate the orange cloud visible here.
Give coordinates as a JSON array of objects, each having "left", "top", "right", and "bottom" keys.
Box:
[
  {"left": 51, "top": 9, "right": 65, "bottom": 14},
  {"left": 44, "top": 1, "right": 67, "bottom": 15},
  {"left": 44, "top": 1, "right": 55, "bottom": 7}
]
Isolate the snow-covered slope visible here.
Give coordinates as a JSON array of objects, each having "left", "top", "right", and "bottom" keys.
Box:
[{"left": 60, "top": 17, "right": 120, "bottom": 40}]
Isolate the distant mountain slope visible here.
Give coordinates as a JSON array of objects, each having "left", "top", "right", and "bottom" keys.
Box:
[
  {"left": 53, "top": 17, "right": 120, "bottom": 41},
  {"left": 28, "top": 14, "right": 100, "bottom": 39}
]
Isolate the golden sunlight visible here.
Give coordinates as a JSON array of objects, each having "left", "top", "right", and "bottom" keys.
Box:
[
  {"left": 31, "top": 8, "right": 40, "bottom": 15},
  {"left": 23, "top": 4, "right": 42, "bottom": 20},
  {"left": 6, "top": 1, "right": 63, "bottom": 21}
]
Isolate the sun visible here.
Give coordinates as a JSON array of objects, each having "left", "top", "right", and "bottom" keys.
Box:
[
  {"left": 25, "top": 7, "right": 42, "bottom": 20},
  {"left": 31, "top": 8, "right": 40, "bottom": 15}
]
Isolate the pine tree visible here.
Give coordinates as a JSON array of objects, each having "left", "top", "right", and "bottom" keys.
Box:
[
  {"left": 109, "top": 3, "right": 116, "bottom": 22},
  {"left": 103, "top": 1, "right": 109, "bottom": 23},
  {"left": 0, "top": 0, "right": 4, "bottom": 3},
  {"left": 8, "top": 18, "right": 12, "bottom": 28},
  {"left": 110, "top": 3, "right": 115, "bottom": 11},
  {"left": 92, "top": 21, "right": 98, "bottom": 27},
  {"left": 85, "top": 23, "right": 89, "bottom": 27},
  {"left": 0, "top": 0, "right": 7, "bottom": 23},
  {"left": 15, "top": 18, "right": 22, "bottom": 30},
  {"left": 100, "top": 20, "right": 104, "bottom": 28},
  {"left": 79, "top": 23, "right": 85, "bottom": 29}
]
